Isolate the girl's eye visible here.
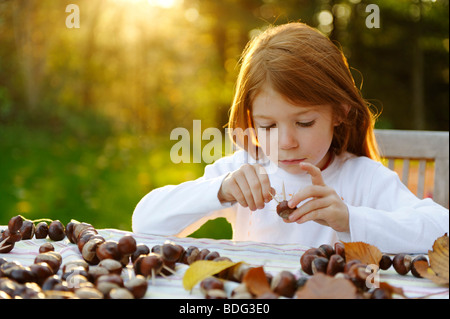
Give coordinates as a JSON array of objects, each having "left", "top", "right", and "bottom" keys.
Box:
[
  {"left": 297, "top": 120, "right": 315, "bottom": 128},
  {"left": 259, "top": 124, "right": 276, "bottom": 130}
]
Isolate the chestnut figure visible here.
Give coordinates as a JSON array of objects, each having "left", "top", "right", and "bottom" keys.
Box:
[
  {"left": 134, "top": 253, "right": 164, "bottom": 278},
  {"left": 34, "top": 222, "right": 49, "bottom": 239},
  {"left": 411, "top": 255, "right": 428, "bottom": 278},
  {"left": 19, "top": 220, "right": 35, "bottom": 240},
  {"left": 276, "top": 200, "right": 295, "bottom": 219},
  {"left": 393, "top": 253, "right": 412, "bottom": 275},
  {"left": 48, "top": 220, "right": 66, "bottom": 241}
]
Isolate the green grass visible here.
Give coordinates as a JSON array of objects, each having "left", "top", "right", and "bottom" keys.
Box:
[{"left": 0, "top": 123, "right": 232, "bottom": 239}]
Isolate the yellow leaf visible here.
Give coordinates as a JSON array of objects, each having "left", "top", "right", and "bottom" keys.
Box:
[{"left": 182, "top": 260, "right": 243, "bottom": 291}]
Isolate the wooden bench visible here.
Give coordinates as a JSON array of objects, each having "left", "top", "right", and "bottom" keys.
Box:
[{"left": 374, "top": 129, "right": 449, "bottom": 208}]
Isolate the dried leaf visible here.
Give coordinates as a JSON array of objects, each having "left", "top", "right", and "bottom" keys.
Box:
[
  {"left": 242, "top": 266, "right": 271, "bottom": 297},
  {"left": 296, "top": 273, "right": 357, "bottom": 299},
  {"left": 379, "top": 282, "right": 408, "bottom": 298},
  {"left": 343, "top": 241, "right": 382, "bottom": 266},
  {"left": 182, "top": 260, "right": 242, "bottom": 291},
  {"left": 415, "top": 234, "right": 449, "bottom": 286}
]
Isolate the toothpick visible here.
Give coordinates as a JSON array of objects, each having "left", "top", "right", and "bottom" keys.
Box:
[
  {"left": 268, "top": 190, "right": 279, "bottom": 203},
  {"left": 162, "top": 264, "right": 177, "bottom": 276},
  {"left": 282, "top": 181, "right": 286, "bottom": 201}
]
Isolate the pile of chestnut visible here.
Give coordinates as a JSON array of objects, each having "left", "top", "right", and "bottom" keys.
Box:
[{"left": 299, "top": 242, "right": 429, "bottom": 298}]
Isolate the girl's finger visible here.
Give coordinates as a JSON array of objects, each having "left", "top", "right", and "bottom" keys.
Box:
[
  {"left": 254, "top": 164, "right": 273, "bottom": 203},
  {"left": 288, "top": 197, "right": 329, "bottom": 222},
  {"left": 288, "top": 185, "right": 329, "bottom": 208},
  {"left": 234, "top": 171, "right": 258, "bottom": 210},
  {"left": 299, "top": 162, "right": 326, "bottom": 186}
]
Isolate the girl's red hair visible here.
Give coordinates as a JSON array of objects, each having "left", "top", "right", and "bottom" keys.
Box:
[{"left": 228, "top": 22, "right": 379, "bottom": 161}]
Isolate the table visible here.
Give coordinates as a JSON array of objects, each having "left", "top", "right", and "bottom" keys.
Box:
[{"left": 1, "top": 227, "right": 448, "bottom": 299}]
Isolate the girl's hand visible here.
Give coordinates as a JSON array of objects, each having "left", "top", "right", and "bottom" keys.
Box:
[
  {"left": 286, "top": 162, "right": 350, "bottom": 233},
  {"left": 218, "top": 164, "right": 275, "bottom": 211}
]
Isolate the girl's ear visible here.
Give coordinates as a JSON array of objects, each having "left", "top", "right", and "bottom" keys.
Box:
[{"left": 333, "top": 103, "right": 351, "bottom": 126}]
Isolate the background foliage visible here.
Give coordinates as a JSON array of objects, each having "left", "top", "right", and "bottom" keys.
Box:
[{"left": 0, "top": 0, "right": 448, "bottom": 238}]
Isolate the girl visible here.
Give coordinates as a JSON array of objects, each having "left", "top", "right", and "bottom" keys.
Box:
[{"left": 132, "top": 22, "right": 448, "bottom": 254}]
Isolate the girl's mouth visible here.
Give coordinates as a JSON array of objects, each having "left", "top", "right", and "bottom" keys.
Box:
[{"left": 279, "top": 158, "right": 305, "bottom": 166}]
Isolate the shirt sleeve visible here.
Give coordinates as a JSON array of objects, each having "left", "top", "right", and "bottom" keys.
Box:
[
  {"left": 340, "top": 163, "right": 449, "bottom": 254},
  {"left": 131, "top": 152, "right": 243, "bottom": 237}
]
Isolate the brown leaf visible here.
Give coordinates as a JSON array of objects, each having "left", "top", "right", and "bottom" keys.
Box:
[
  {"left": 343, "top": 241, "right": 382, "bottom": 266},
  {"left": 379, "top": 282, "right": 408, "bottom": 298},
  {"left": 414, "top": 234, "right": 449, "bottom": 286},
  {"left": 242, "top": 266, "right": 272, "bottom": 297},
  {"left": 296, "top": 273, "right": 357, "bottom": 299}
]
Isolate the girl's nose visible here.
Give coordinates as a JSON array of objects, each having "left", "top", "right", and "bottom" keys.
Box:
[{"left": 278, "top": 126, "right": 298, "bottom": 150}]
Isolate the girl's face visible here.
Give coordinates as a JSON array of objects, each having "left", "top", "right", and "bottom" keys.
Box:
[{"left": 252, "top": 85, "right": 337, "bottom": 175}]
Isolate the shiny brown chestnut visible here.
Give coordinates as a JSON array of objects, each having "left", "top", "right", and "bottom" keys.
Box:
[
  {"left": 48, "top": 220, "right": 65, "bottom": 241},
  {"left": 131, "top": 244, "right": 150, "bottom": 263},
  {"left": 326, "top": 254, "right": 345, "bottom": 276},
  {"left": 34, "top": 222, "right": 49, "bottom": 239},
  {"left": 124, "top": 275, "right": 148, "bottom": 299},
  {"left": 19, "top": 220, "right": 35, "bottom": 240},
  {"left": 39, "top": 242, "right": 55, "bottom": 253},
  {"left": 96, "top": 240, "right": 121, "bottom": 261},
  {"left": 8, "top": 215, "right": 23, "bottom": 233},
  {"left": 271, "top": 271, "right": 296, "bottom": 298},
  {"left": 276, "top": 200, "right": 295, "bottom": 219},
  {"left": 393, "top": 253, "right": 412, "bottom": 275},
  {"left": 379, "top": 255, "right": 392, "bottom": 271},
  {"left": 411, "top": 255, "right": 428, "bottom": 278},
  {"left": 118, "top": 235, "right": 137, "bottom": 256}
]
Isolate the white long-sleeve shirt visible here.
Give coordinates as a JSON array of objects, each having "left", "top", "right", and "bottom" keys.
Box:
[{"left": 132, "top": 150, "right": 449, "bottom": 254}]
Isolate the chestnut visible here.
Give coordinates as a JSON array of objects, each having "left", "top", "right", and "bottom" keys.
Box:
[
  {"left": 96, "top": 240, "right": 121, "bottom": 261},
  {"left": 65, "top": 220, "right": 80, "bottom": 243},
  {"left": 19, "top": 220, "right": 35, "bottom": 240},
  {"left": 96, "top": 274, "right": 124, "bottom": 287},
  {"left": 326, "top": 254, "right": 345, "bottom": 276},
  {"left": 34, "top": 251, "right": 62, "bottom": 274},
  {"left": 109, "top": 287, "right": 134, "bottom": 299},
  {"left": 393, "top": 253, "right": 412, "bottom": 275},
  {"left": 205, "top": 251, "right": 220, "bottom": 261},
  {"left": 161, "top": 242, "right": 185, "bottom": 263},
  {"left": 124, "top": 275, "right": 148, "bottom": 299},
  {"left": 73, "top": 222, "right": 95, "bottom": 242},
  {"left": 34, "top": 222, "right": 49, "bottom": 239},
  {"left": 183, "top": 246, "right": 200, "bottom": 265},
  {"left": 318, "top": 244, "right": 335, "bottom": 259},
  {"left": 200, "top": 276, "right": 224, "bottom": 295},
  {"left": 270, "top": 271, "right": 296, "bottom": 298},
  {"left": 334, "top": 242, "right": 345, "bottom": 259},
  {"left": 205, "top": 289, "right": 227, "bottom": 299},
  {"left": 311, "top": 257, "right": 329, "bottom": 274},
  {"left": 82, "top": 237, "right": 105, "bottom": 265},
  {"left": 87, "top": 266, "right": 109, "bottom": 283},
  {"left": 118, "top": 235, "right": 137, "bottom": 256},
  {"left": 8, "top": 215, "right": 23, "bottom": 233},
  {"left": 379, "top": 255, "right": 392, "bottom": 271},
  {"left": 9, "top": 266, "right": 36, "bottom": 284},
  {"left": 134, "top": 253, "right": 163, "bottom": 278},
  {"left": 131, "top": 244, "right": 150, "bottom": 263},
  {"left": 29, "top": 262, "right": 54, "bottom": 286},
  {"left": 98, "top": 259, "right": 123, "bottom": 275},
  {"left": 74, "top": 287, "right": 103, "bottom": 299},
  {"left": 39, "top": 242, "right": 55, "bottom": 253},
  {"left": 276, "top": 200, "right": 295, "bottom": 219},
  {"left": 300, "top": 253, "right": 319, "bottom": 275},
  {"left": 411, "top": 255, "right": 428, "bottom": 278},
  {"left": 48, "top": 220, "right": 65, "bottom": 241},
  {"left": 62, "top": 259, "right": 89, "bottom": 273},
  {"left": 198, "top": 249, "right": 211, "bottom": 260}
]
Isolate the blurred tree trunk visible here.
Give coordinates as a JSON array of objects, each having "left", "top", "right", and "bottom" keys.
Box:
[
  {"left": 12, "top": 0, "right": 46, "bottom": 113},
  {"left": 411, "top": 1, "right": 425, "bottom": 130}
]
